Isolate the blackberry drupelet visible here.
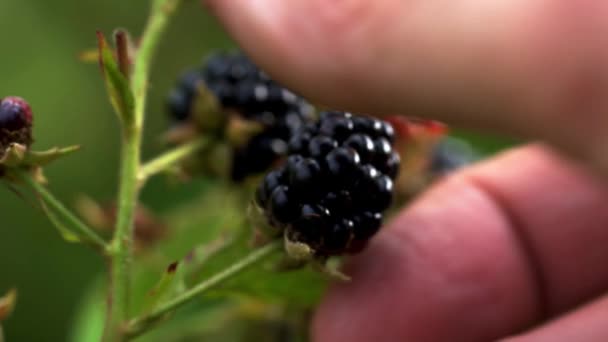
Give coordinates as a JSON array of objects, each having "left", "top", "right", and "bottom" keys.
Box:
[
  {"left": 0, "top": 96, "right": 33, "bottom": 156},
  {"left": 256, "top": 111, "right": 400, "bottom": 256},
  {"left": 166, "top": 51, "right": 314, "bottom": 181}
]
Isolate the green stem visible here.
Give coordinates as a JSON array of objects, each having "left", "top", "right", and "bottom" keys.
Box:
[
  {"left": 18, "top": 171, "right": 107, "bottom": 251},
  {"left": 126, "top": 241, "right": 282, "bottom": 339},
  {"left": 105, "top": 0, "right": 182, "bottom": 340},
  {"left": 105, "top": 130, "right": 141, "bottom": 341},
  {"left": 138, "top": 137, "right": 208, "bottom": 183}
]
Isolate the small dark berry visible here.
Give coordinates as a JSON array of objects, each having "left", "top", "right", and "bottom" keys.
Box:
[
  {"left": 380, "top": 121, "right": 396, "bottom": 142},
  {"left": 353, "top": 212, "right": 383, "bottom": 240},
  {"left": 382, "top": 151, "right": 401, "bottom": 179},
  {"left": 358, "top": 164, "right": 380, "bottom": 181},
  {"left": 320, "top": 111, "right": 352, "bottom": 120},
  {"left": 372, "top": 137, "right": 392, "bottom": 165},
  {"left": 369, "top": 175, "right": 394, "bottom": 211},
  {"left": 204, "top": 53, "right": 232, "bottom": 80},
  {"left": 325, "top": 147, "right": 361, "bottom": 181},
  {"left": 288, "top": 132, "right": 312, "bottom": 155},
  {"left": 206, "top": 80, "right": 234, "bottom": 107},
  {"left": 343, "top": 134, "right": 375, "bottom": 163},
  {"left": 234, "top": 80, "right": 258, "bottom": 108},
  {"left": 253, "top": 111, "right": 277, "bottom": 127},
  {"left": 285, "top": 155, "right": 304, "bottom": 175},
  {"left": 324, "top": 219, "right": 354, "bottom": 254},
  {"left": 291, "top": 204, "right": 331, "bottom": 246},
  {"left": 321, "top": 190, "right": 353, "bottom": 215},
  {"left": 288, "top": 158, "right": 322, "bottom": 199},
  {"left": 0, "top": 97, "right": 32, "bottom": 130},
  {"left": 352, "top": 116, "right": 372, "bottom": 132},
  {"left": 228, "top": 57, "right": 255, "bottom": 81},
  {"left": 319, "top": 116, "right": 354, "bottom": 142},
  {"left": 178, "top": 70, "right": 203, "bottom": 93},
  {"left": 0, "top": 96, "right": 33, "bottom": 153},
  {"left": 256, "top": 169, "right": 284, "bottom": 208},
  {"left": 308, "top": 136, "right": 338, "bottom": 159},
  {"left": 269, "top": 186, "right": 299, "bottom": 225},
  {"left": 167, "top": 89, "right": 191, "bottom": 122}
]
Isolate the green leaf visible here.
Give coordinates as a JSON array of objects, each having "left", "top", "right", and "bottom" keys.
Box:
[
  {"left": 142, "top": 261, "right": 186, "bottom": 314},
  {"left": 68, "top": 277, "right": 106, "bottom": 342},
  {"left": 96, "top": 31, "right": 135, "bottom": 126},
  {"left": 187, "top": 231, "right": 327, "bottom": 307},
  {"left": 22, "top": 145, "right": 80, "bottom": 166},
  {"left": 39, "top": 198, "right": 81, "bottom": 243}
]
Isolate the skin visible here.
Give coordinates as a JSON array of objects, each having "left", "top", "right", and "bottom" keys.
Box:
[{"left": 204, "top": 1, "right": 608, "bottom": 340}]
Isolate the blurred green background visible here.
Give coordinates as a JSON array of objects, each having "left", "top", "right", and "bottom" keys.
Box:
[{"left": 0, "top": 1, "right": 513, "bottom": 341}]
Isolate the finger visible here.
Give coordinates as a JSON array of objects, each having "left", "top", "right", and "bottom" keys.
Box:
[
  {"left": 206, "top": 0, "right": 608, "bottom": 176},
  {"left": 312, "top": 145, "right": 608, "bottom": 342},
  {"left": 502, "top": 295, "right": 608, "bottom": 342}
]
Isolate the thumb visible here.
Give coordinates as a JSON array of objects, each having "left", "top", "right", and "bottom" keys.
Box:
[{"left": 206, "top": 0, "right": 608, "bottom": 176}]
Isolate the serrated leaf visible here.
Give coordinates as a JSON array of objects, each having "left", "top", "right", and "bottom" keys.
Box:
[
  {"left": 97, "top": 31, "right": 135, "bottom": 126},
  {"left": 22, "top": 145, "right": 80, "bottom": 167},
  {"left": 0, "top": 289, "right": 17, "bottom": 321},
  {"left": 39, "top": 198, "right": 81, "bottom": 243}
]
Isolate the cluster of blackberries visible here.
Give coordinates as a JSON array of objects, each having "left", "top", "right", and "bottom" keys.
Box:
[
  {"left": 0, "top": 96, "right": 33, "bottom": 156},
  {"left": 167, "top": 52, "right": 314, "bottom": 181},
  {"left": 255, "top": 111, "right": 400, "bottom": 256}
]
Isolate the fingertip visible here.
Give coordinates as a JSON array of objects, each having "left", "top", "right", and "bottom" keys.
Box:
[{"left": 313, "top": 162, "right": 541, "bottom": 341}]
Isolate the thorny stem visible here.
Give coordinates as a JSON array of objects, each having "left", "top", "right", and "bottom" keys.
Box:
[
  {"left": 17, "top": 171, "right": 107, "bottom": 251},
  {"left": 138, "top": 137, "right": 208, "bottom": 183},
  {"left": 105, "top": 0, "right": 182, "bottom": 340},
  {"left": 125, "top": 241, "right": 282, "bottom": 339}
]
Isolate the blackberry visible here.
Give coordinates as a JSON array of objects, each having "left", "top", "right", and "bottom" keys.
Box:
[
  {"left": 0, "top": 96, "right": 33, "bottom": 156},
  {"left": 256, "top": 111, "right": 400, "bottom": 256},
  {"left": 166, "top": 51, "right": 314, "bottom": 181}
]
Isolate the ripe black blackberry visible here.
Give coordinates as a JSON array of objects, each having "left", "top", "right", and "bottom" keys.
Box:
[
  {"left": 0, "top": 96, "right": 33, "bottom": 156},
  {"left": 166, "top": 52, "right": 314, "bottom": 182},
  {"left": 255, "top": 111, "right": 400, "bottom": 257}
]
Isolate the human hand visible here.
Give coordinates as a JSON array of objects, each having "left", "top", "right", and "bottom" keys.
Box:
[{"left": 206, "top": 1, "right": 608, "bottom": 341}]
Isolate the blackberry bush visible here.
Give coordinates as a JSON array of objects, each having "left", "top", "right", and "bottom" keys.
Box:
[
  {"left": 255, "top": 111, "right": 400, "bottom": 257},
  {"left": 166, "top": 52, "right": 314, "bottom": 181},
  {"left": 1, "top": 3, "right": 475, "bottom": 341}
]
